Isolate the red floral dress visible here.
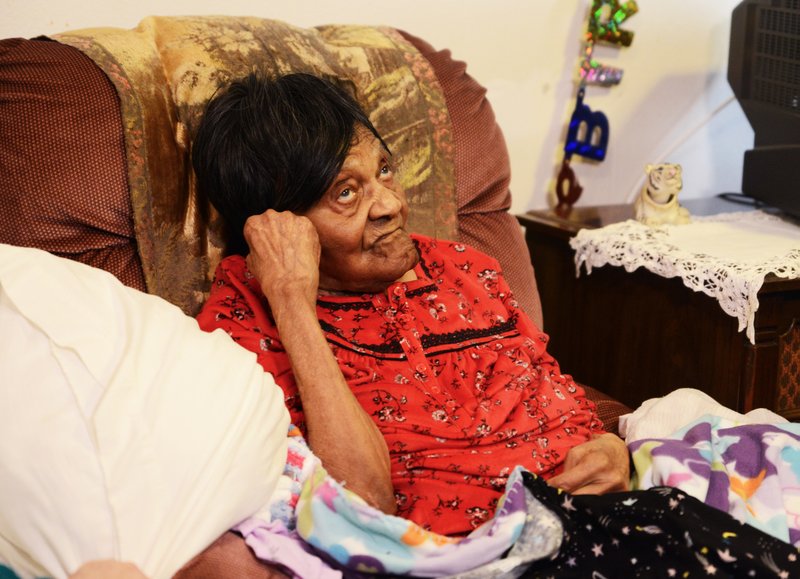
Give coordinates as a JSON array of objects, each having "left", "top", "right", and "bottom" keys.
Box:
[{"left": 196, "top": 234, "right": 604, "bottom": 536}]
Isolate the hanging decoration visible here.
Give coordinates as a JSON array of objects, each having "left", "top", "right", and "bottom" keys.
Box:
[{"left": 554, "top": 0, "right": 638, "bottom": 217}]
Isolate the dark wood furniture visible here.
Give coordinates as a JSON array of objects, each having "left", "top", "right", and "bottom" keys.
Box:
[{"left": 518, "top": 201, "right": 800, "bottom": 420}]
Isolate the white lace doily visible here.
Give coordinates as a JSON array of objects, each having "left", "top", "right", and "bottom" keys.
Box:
[{"left": 569, "top": 210, "right": 800, "bottom": 344}]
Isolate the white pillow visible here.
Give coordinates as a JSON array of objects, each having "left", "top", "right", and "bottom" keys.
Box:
[
  {"left": 0, "top": 243, "right": 289, "bottom": 579},
  {"left": 619, "top": 387, "right": 787, "bottom": 443}
]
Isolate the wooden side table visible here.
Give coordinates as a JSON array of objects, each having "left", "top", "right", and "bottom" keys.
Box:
[{"left": 517, "top": 203, "right": 800, "bottom": 420}]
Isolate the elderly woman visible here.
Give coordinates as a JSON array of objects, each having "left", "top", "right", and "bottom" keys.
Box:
[{"left": 193, "top": 72, "right": 629, "bottom": 536}]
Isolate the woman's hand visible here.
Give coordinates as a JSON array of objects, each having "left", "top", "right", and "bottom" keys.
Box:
[
  {"left": 547, "top": 432, "right": 630, "bottom": 494},
  {"left": 243, "top": 209, "right": 321, "bottom": 319},
  {"left": 69, "top": 561, "right": 147, "bottom": 579}
]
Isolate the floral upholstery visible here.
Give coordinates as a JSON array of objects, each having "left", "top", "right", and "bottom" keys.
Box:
[{"left": 53, "top": 16, "right": 458, "bottom": 315}]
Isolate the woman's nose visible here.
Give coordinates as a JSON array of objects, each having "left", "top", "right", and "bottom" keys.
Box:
[{"left": 369, "top": 183, "right": 403, "bottom": 219}]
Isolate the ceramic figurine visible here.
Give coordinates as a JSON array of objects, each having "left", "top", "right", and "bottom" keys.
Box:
[{"left": 634, "top": 163, "right": 691, "bottom": 226}]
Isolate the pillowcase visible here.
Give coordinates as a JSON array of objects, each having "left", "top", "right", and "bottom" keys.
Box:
[{"left": 0, "top": 243, "right": 289, "bottom": 579}]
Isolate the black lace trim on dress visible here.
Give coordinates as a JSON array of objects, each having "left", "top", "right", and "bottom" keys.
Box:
[
  {"left": 414, "top": 237, "right": 432, "bottom": 278},
  {"left": 317, "top": 282, "right": 436, "bottom": 311},
  {"left": 317, "top": 300, "right": 373, "bottom": 312},
  {"left": 406, "top": 283, "right": 437, "bottom": 298},
  {"left": 319, "top": 315, "right": 519, "bottom": 357},
  {"left": 319, "top": 320, "right": 404, "bottom": 354},
  {"left": 419, "top": 315, "right": 518, "bottom": 349}
]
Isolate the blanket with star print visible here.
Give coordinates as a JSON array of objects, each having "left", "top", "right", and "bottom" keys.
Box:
[
  {"left": 518, "top": 472, "right": 800, "bottom": 578},
  {"left": 230, "top": 425, "right": 800, "bottom": 578}
]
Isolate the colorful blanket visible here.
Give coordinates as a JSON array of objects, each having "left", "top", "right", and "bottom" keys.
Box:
[
  {"left": 630, "top": 415, "right": 800, "bottom": 547},
  {"left": 236, "top": 427, "right": 561, "bottom": 577},
  {"left": 239, "top": 423, "right": 800, "bottom": 578},
  {"left": 241, "top": 417, "right": 800, "bottom": 577}
]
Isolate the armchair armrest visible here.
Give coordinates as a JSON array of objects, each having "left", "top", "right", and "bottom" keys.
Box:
[{"left": 583, "top": 384, "right": 632, "bottom": 437}]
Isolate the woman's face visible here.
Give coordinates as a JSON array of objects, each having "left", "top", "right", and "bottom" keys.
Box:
[{"left": 302, "top": 128, "right": 419, "bottom": 294}]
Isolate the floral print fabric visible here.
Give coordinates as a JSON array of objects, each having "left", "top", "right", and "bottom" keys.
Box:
[
  {"left": 55, "top": 17, "right": 457, "bottom": 315},
  {"left": 197, "top": 235, "right": 603, "bottom": 536}
]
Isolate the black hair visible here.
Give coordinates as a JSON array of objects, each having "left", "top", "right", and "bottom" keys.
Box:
[{"left": 191, "top": 72, "right": 389, "bottom": 255}]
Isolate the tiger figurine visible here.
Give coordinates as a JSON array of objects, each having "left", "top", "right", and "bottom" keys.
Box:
[{"left": 634, "top": 163, "right": 691, "bottom": 226}]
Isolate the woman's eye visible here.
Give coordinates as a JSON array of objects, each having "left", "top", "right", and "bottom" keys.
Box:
[
  {"left": 338, "top": 188, "right": 355, "bottom": 202},
  {"left": 380, "top": 164, "right": 391, "bottom": 176}
]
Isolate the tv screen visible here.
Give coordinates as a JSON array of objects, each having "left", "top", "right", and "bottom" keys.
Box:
[{"left": 728, "top": 0, "right": 800, "bottom": 216}]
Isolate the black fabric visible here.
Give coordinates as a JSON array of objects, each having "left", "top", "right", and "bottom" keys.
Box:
[{"left": 520, "top": 472, "right": 800, "bottom": 578}]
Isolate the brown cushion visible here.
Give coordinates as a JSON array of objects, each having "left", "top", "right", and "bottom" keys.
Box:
[
  {"left": 582, "top": 384, "right": 632, "bottom": 436},
  {"left": 0, "top": 37, "right": 145, "bottom": 290},
  {"left": 399, "top": 31, "right": 543, "bottom": 328}
]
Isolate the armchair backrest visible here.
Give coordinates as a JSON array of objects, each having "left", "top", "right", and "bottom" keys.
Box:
[{"left": 0, "top": 16, "right": 541, "bottom": 326}]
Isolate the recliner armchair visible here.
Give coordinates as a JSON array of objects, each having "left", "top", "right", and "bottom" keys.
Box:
[{"left": 0, "top": 17, "right": 630, "bottom": 576}]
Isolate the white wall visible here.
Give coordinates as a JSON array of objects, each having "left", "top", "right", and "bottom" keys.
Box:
[{"left": 2, "top": 0, "right": 753, "bottom": 214}]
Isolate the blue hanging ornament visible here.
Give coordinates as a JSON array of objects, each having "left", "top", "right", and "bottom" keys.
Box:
[{"left": 564, "top": 86, "right": 609, "bottom": 162}]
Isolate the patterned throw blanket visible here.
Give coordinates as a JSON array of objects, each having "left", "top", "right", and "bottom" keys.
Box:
[
  {"left": 236, "top": 427, "right": 548, "bottom": 578},
  {"left": 236, "top": 423, "right": 800, "bottom": 578},
  {"left": 630, "top": 415, "right": 800, "bottom": 547}
]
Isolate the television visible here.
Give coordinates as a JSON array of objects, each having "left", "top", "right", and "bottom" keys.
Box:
[{"left": 727, "top": 0, "right": 800, "bottom": 216}]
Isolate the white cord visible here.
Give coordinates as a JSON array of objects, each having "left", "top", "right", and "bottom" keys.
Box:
[{"left": 625, "top": 95, "right": 737, "bottom": 202}]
